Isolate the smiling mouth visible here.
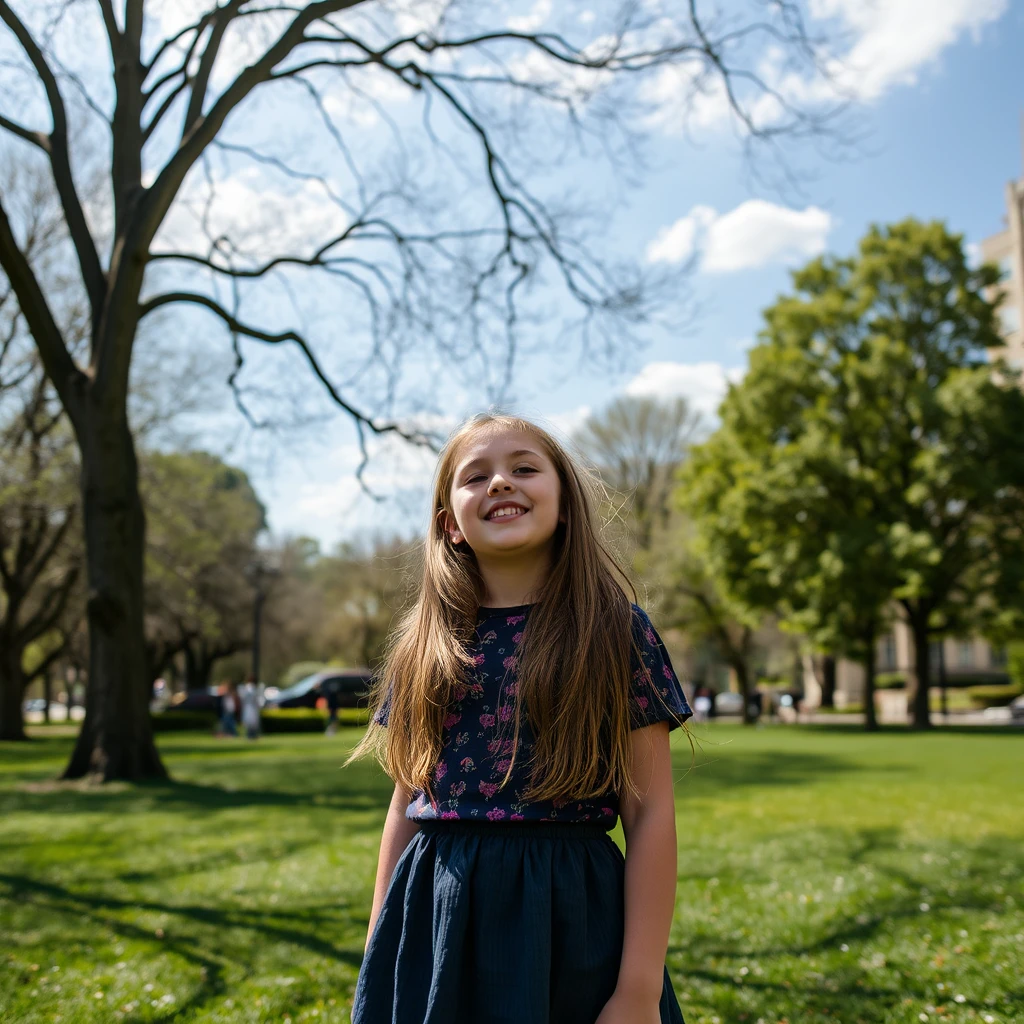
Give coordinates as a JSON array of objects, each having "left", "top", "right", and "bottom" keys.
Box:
[{"left": 486, "top": 507, "right": 529, "bottom": 522}]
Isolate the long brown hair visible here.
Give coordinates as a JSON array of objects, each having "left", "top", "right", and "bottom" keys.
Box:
[{"left": 347, "top": 412, "right": 682, "bottom": 803}]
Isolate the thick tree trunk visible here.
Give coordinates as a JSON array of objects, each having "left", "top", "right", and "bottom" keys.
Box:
[
  {"left": 63, "top": 413, "right": 166, "bottom": 780},
  {"left": 0, "top": 643, "right": 28, "bottom": 741},
  {"left": 821, "top": 654, "right": 837, "bottom": 708},
  {"left": 908, "top": 614, "right": 932, "bottom": 730}
]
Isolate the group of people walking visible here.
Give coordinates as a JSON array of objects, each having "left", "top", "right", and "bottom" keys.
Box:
[{"left": 218, "top": 677, "right": 262, "bottom": 739}]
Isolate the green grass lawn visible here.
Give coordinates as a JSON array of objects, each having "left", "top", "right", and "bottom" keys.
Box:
[{"left": 1, "top": 725, "right": 1022, "bottom": 1024}]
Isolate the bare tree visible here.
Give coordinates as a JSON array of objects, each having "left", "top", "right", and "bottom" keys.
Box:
[
  {"left": 574, "top": 394, "right": 701, "bottom": 552},
  {"left": 0, "top": 1, "right": 839, "bottom": 779}
]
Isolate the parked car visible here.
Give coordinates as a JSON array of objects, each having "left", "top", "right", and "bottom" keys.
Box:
[
  {"left": 265, "top": 669, "right": 374, "bottom": 710},
  {"left": 165, "top": 687, "right": 223, "bottom": 714},
  {"left": 714, "top": 691, "right": 745, "bottom": 716},
  {"left": 1011, "top": 694, "right": 1024, "bottom": 724}
]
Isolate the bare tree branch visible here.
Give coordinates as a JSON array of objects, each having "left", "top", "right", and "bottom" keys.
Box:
[{"left": 0, "top": 2, "right": 106, "bottom": 326}]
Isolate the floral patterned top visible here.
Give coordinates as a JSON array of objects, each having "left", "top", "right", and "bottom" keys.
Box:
[{"left": 375, "top": 602, "right": 692, "bottom": 829}]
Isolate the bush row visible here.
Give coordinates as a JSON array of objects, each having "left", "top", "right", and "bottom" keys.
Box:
[{"left": 151, "top": 708, "right": 370, "bottom": 734}]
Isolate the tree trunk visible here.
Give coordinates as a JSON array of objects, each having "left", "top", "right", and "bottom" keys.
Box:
[
  {"left": 63, "top": 413, "right": 166, "bottom": 780},
  {"left": 862, "top": 629, "right": 878, "bottom": 732},
  {"left": 734, "top": 660, "right": 757, "bottom": 725},
  {"left": 183, "top": 639, "right": 216, "bottom": 690},
  {"left": 821, "top": 654, "right": 837, "bottom": 708},
  {"left": 0, "top": 641, "right": 28, "bottom": 741},
  {"left": 908, "top": 613, "right": 933, "bottom": 730}
]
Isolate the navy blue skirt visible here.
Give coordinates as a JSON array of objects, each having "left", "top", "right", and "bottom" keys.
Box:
[{"left": 352, "top": 820, "right": 686, "bottom": 1024}]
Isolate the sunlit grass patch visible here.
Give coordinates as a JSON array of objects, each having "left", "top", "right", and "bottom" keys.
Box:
[{"left": 1, "top": 726, "right": 1021, "bottom": 1023}]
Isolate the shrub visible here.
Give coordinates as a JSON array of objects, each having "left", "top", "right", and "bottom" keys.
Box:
[
  {"left": 875, "top": 673, "right": 906, "bottom": 689},
  {"left": 966, "top": 684, "right": 1024, "bottom": 709},
  {"left": 260, "top": 709, "right": 327, "bottom": 733},
  {"left": 152, "top": 711, "right": 217, "bottom": 733}
]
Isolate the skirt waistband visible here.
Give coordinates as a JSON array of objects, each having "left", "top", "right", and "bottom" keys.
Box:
[{"left": 417, "top": 819, "right": 611, "bottom": 840}]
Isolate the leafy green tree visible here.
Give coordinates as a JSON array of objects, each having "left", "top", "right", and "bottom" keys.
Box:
[
  {"left": 683, "top": 219, "right": 1024, "bottom": 728},
  {"left": 142, "top": 451, "right": 266, "bottom": 690}
]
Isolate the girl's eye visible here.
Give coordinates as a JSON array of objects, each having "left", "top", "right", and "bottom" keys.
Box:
[{"left": 465, "top": 467, "right": 535, "bottom": 484}]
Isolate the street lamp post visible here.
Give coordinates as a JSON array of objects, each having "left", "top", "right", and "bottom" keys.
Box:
[{"left": 246, "top": 556, "right": 279, "bottom": 684}]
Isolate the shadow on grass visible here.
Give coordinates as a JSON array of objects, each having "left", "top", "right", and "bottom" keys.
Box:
[
  {"left": 668, "top": 826, "right": 1024, "bottom": 1023},
  {"left": 678, "top": 749, "right": 908, "bottom": 792},
  {"left": 0, "top": 870, "right": 365, "bottom": 1023}
]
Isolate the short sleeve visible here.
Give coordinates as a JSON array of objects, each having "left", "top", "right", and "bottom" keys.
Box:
[{"left": 628, "top": 605, "right": 692, "bottom": 731}]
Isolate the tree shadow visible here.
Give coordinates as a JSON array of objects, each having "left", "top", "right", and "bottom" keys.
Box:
[{"left": 667, "top": 825, "right": 1024, "bottom": 1022}]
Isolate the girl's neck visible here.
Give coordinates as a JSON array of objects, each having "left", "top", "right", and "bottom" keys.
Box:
[{"left": 477, "top": 551, "right": 551, "bottom": 609}]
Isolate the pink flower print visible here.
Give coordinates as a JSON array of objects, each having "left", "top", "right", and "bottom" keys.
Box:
[
  {"left": 645, "top": 626, "right": 656, "bottom": 646},
  {"left": 451, "top": 781, "right": 466, "bottom": 797},
  {"left": 434, "top": 762, "right": 448, "bottom": 782},
  {"left": 663, "top": 663, "right": 674, "bottom": 680},
  {"left": 444, "top": 712, "right": 462, "bottom": 729},
  {"left": 479, "top": 781, "right": 500, "bottom": 798},
  {"left": 636, "top": 696, "right": 649, "bottom": 710},
  {"left": 470, "top": 681, "right": 485, "bottom": 695},
  {"left": 486, "top": 807, "right": 507, "bottom": 821},
  {"left": 601, "top": 807, "right": 614, "bottom": 817},
  {"left": 473, "top": 653, "right": 486, "bottom": 666},
  {"left": 512, "top": 631, "right": 524, "bottom": 643},
  {"left": 507, "top": 614, "right": 526, "bottom": 625},
  {"left": 460, "top": 757, "right": 475, "bottom": 773},
  {"left": 440, "top": 810, "right": 460, "bottom": 820},
  {"left": 504, "top": 681, "right": 519, "bottom": 696},
  {"left": 495, "top": 759, "right": 512, "bottom": 773},
  {"left": 503, "top": 655, "right": 518, "bottom": 671},
  {"left": 511, "top": 813, "right": 525, "bottom": 821},
  {"left": 499, "top": 703, "right": 513, "bottom": 722},
  {"left": 487, "top": 738, "right": 502, "bottom": 753},
  {"left": 479, "top": 713, "right": 496, "bottom": 728},
  {"left": 454, "top": 684, "right": 468, "bottom": 701},
  {"left": 502, "top": 740, "right": 515, "bottom": 754}
]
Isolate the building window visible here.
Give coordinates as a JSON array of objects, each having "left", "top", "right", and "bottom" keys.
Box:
[
  {"left": 1000, "top": 303, "right": 1021, "bottom": 336},
  {"left": 999, "top": 255, "right": 1014, "bottom": 283},
  {"left": 956, "top": 639, "right": 974, "bottom": 669},
  {"left": 879, "top": 633, "right": 897, "bottom": 671}
]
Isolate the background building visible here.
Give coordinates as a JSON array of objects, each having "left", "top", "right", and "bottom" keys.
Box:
[{"left": 980, "top": 137, "right": 1024, "bottom": 371}]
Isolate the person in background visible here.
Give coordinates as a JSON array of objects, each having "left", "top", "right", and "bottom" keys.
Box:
[
  {"left": 220, "top": 682, "right": 239, "bottom": 737},
  {"left": 238, "top": 674, "right": 263, "bottom": 740},
  {"left": 692, "top": 683, "right": 714, "bottom": 724}
]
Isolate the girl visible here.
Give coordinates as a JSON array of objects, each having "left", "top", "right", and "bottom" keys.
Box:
[{"left": 348, "top": 412, "right": 692, "bottom": 1024}]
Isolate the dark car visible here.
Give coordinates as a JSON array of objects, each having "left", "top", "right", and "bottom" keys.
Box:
[
  {"left": 165, "top": 688, "right": 223, "bottom": 714},
  {"left": 265, "top": 669, "right": 374, "bottom": 710}
]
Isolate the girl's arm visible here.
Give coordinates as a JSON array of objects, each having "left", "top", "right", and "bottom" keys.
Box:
[
  {"left": 365, "top": 782, "right": 420, "bottom": 950},
  {"left": 598, "top": 721, "right": 677, "bottom": 1023}
]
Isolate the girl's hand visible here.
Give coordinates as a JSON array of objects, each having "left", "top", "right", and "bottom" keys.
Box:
[{"left": 594, "top": 987, "right": 662, "bottom": 1024}]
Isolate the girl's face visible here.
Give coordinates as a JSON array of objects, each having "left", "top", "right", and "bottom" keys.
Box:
[{"left": 445, "top": 429, "right": 565, "bottom": 558}]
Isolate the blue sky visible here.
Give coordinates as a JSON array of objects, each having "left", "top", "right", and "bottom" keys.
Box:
[{"left": 149, "top": 0, "right": 1023, "bottom": 551}]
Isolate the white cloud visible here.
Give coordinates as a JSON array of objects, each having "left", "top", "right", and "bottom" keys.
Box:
[
  {"left": 810, "top": 0, "right": 1007, "bottom": 101},
  {"left": 624, "top": 361, "right": 744, "bottom": 420},
  {"left": 155, "top": 166, "right": 349, "bottom": 256},
  {"left": 642, "top": 0, "right": 1008, "bottom": 135},
  {"left": 647, "top": 200, "right": 833, "bottom": 273},
  {"left": 507, "top": 0, "right": 552, "bottom": 33}
]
